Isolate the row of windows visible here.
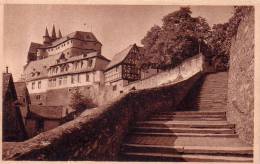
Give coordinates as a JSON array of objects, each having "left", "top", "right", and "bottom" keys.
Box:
[
  {"left": 46, "top": 40, "right": 72, "bottom": 52},
  {"left": 46, "top": 40, "right": 97, "bottom": 53},
  {"left": 105, "top": 66, "right": 120, "bottom": 75},
  {"left": 48, "top": 74, "right": 91, "bottom": 88},
  {"left": 105, "top": 73, "right": 121, "bottom": 82},
  {"left": 32, "top": 81, "right": 41, "bottom": 90},
  {"left": 49, "top": 59, "right": 93, "bottom": 75},
  {"left": 31, "top": 73, "right": 91, "bottom": 90}
]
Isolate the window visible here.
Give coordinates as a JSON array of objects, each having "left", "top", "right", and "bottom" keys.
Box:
[
  {"left": 36, "top": 95, "right": 41, "bottom": 100},
  {"left": 81, "top": 61, "right": 84, "bottom": 68},
  {"left": 48, "top": 79, "right": 52, "bottom": 87},
  {"left": 86, "top": 74, "right": 89, "bottom": 82},
  {"left": 53, "top": 78, "right": 56, "bottom": 87},
  {"left": 88, "top": 59, "right": 93, "bottom": 67},
  {"left": 63, "top": 76, "right": 67, "bottom": 85},
  {"left": 71, "top": 75, "right": 74, "bottom": 84},
  {"left": 59, "top": 78, "right": 62, "bottom": 86},
  {"left": 32, "top": 82, "right": 35, "bottom": 90},
  {"left": 78, "top": 74, "right": 80, "bottom": 83},
  {"left": 113, "top": 85, "right": 117, "bottom": 91},
  {"left": 38, "top": 81, "right": 41, "bottom": 89}
]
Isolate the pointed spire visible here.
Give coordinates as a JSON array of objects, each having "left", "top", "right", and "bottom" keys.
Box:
[
  {"left": 45, "top": 27, "right": 49, "bottom": 37},
  {"left": 58, "top": 29, "right": 62, "bottom": 39},
  {"left": 51, "top": 24, "right": 56, "bottom": 40}
]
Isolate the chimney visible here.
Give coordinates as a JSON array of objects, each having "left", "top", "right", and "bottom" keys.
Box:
[{"left": 6, "top": 66, "right": 8, "bottom": 73}]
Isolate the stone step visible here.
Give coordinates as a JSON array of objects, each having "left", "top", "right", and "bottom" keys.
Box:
[
  {"left": 158, "top": 111, "right": 226, "bottom": 115},
  {"left": 132, "top": 127, "right": 235, "bottom": 134},
  {"left": 120, "top": 152, "right": 253, "bottom": 162},
  {"left": 122, "top": 144, "right": 253, "bottom": 156},
  {"left": 149, "top": 117, "right": 226, "bottom": 121},
  {"left": 151, "top": 114, "right": 226, "bottom": 119},
  {"left": 135, "top": 121, "right": 235, "bottom": 129},
  {"left": 131, "top": 132, "right": 239, "bottom": 138}
]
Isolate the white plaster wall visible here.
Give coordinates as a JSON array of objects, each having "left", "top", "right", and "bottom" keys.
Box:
[
  {"left": 27, "top": 79, "right": 48, "bottom": 94},
  {"left": 46, "top": 40, "right": 73, "bottom": 56}
]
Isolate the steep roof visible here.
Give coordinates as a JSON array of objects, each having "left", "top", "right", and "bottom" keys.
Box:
[
  {"left": 23, "top": 54, "right": 61, "bottom": 81},
  {"left": 14, "top": 82, "right": 27, "bottom": 96},
  {"left": 28, "top": 42, "right": 43, "bottom": 54},
  {"left": 2, "top": 73, "right": 17, "bottom": 101},
  {"left": 24, "top": 51, "right": 110, "bottom": 80},
  {"left": 105, "top": 44, "right": 134, "bottom": 70},
  {"left": 14, "top": 82, "right": 31, "bottom": 104},
  {"left": 28, "top": 105, "right": 65, "bottom": 120},
  {"left": 42, "top": 31, "right": 101, "bottom": 48}
]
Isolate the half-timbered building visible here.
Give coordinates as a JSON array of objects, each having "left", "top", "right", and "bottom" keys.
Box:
[{"left": 104, "top": 44, "right": 144, "bottom": 90}]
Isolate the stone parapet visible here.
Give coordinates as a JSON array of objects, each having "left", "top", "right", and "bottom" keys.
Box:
[{"left": 3, "top": 72, "right": 202, "bottom": 160}]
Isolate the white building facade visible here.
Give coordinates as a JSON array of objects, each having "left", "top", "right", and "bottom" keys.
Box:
[{"left": 23, "top": 26, "right": 110, "bottom": 105}]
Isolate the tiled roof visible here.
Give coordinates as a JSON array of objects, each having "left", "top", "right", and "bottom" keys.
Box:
[
  {"left": 23, "top": 54, "right": 61, "bottom": 81},
  {"left": 24, "top": 51, "right": 110, "bottom": 80},
  {"left": 14, "top": 82, "right": 31, "bottom": 104},
  {"left": 105, "top": 44, "right": 134, "bottom": 70},
  {"left": 14, "top": 82, "right": 27, "bottom": 96},
  {"left": 28, "top": 105, "right": 65, "bottom": 120}
]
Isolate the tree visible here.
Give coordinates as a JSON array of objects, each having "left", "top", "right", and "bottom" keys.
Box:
[
  {"left": 69, "top": 87, "right": 96, "bottom": 113},
  {"left": 207, "top": 6, "right": 254, "bottom": 70},
  {"left": 141, "top": 7, "right": 211, "bottom": 69}
]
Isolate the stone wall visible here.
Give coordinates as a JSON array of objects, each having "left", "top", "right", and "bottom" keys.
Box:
[
  {"left": 98, "top": 54, "right": 204, "bottom": 105},
  {"left": 227, "top": 9, "right": 254, "bottom": 145},
  {"left": 2, "top": 72, "right": 202, "bottom": 160}
]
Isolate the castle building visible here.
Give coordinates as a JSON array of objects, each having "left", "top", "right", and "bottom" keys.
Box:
[
  {"left": 104, "top": 44, "right": 144, "bottom": 90},
  {"left": 23, "top": 25, "right": 110, "bottom": 106}
]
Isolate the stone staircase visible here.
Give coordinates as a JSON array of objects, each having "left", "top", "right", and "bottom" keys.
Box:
[{"left": 119, "top": 72, "right": 253, "bottom": 162}]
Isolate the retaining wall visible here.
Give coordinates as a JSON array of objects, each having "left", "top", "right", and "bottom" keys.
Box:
[
  {"left": 2, "top": 72, "right": 202, "bottom": 161},
  {"left": 227, "top": 9, "right": 254, "bottom": 145}
]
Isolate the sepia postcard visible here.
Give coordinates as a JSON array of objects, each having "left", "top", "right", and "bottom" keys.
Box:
[{"left": 0, "top": 0, "right": 259, "bottom": 163}]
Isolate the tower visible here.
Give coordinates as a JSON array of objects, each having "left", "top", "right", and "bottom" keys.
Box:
[
  {"left": 58, "top": 29, "right": 62, "bottom": 39},
  {"left": 43, "top": 27, "right": 51, "bottom": 44},
  {"left": 51, "top": 25, "right": 57, "bottom": 41}
]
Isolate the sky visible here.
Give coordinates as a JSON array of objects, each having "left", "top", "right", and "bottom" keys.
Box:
[{"left": 3, "top": 5, "right": 233, "bottom": 81}]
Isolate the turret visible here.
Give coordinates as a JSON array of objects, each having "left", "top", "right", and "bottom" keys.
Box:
[
  {"left": 51, "top": 25, "right": 57, "bottom": 41},
  {"left": 58, "top": 29, "right": 62, "bottom": 39},
  {"left": 43, "top": 27, "right": 51, "bottom": 44}
]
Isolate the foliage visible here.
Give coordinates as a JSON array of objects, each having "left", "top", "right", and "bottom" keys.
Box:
[
  {"left": 69, "top": 87, "right": 96, "bottom": 112},
  {"left": 206, "top": 6, "right": 254, "bottom": 70},
  {"left": 141, "top": 6, "right": 253, "bottom": 71},
  {"left": 141, "top": 7, "right": 211, "bottom": 70}
]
